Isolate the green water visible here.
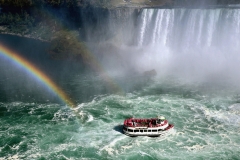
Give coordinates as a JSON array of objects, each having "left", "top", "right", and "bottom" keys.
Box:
[{"left": 1, "top": 78, "right": 240, "bottom": 160}]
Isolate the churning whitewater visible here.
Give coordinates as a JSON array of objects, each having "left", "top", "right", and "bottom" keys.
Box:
[
  {"left": 1, "top": 80, "right": 240, "bottom": 159},
  {"left": 1, "top": 7, "right": 240, "bottom": 159}
]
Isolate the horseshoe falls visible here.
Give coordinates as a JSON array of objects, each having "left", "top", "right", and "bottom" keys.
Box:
[
  {"left": 134, "top": 9, "right": 240, "bottom": 83},
  {"left": 1, "top": 8, "right": 240, "bottom": 160}
]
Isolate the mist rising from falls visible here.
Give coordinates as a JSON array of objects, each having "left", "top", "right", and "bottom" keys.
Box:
[
  {"left": 90, "top": 8, "right": 239, "bottom": 88},
  {"left": 132, "top": 9, "right": 240, "bottom": 84}
]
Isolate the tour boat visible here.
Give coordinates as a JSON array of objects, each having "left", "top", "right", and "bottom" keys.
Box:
[{"left": 123, "top": 116, "right": 174, "bottom": 137}]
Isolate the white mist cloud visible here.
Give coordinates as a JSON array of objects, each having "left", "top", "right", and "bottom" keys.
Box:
[{"left": 88, "top": 8, "right": 240, "bottom": 90}]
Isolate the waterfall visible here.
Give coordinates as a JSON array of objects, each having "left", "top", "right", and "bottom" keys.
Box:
[
  {"left": 135, "top": 8, "right": 240, "bottom": 52},
  {"left": 81, "top": 8, "right": 240, "bottom": 50},
  {"left": 82, "top": 8, "right": 240, "bottom": 82},
  {"left": 137, "top": 9, "right": 240, "bottom": 50}
]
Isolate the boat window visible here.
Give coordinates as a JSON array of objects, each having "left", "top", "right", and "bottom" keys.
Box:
[
  {"left": 144, "top": 130, "right": 147, "bottom": 132},
  {"left": 140, "top": 130, "right": 143, "bottom": 132},
  {"left": 158, "top": 129, "right": 162, "bottom": 131},
  {"left": 134, "top": 130, "right": 139, "bottom": 132},
  {"left": 128, "top": 129, "right": 133, "bottom": 132},
  {"left": 152, "top": 130, "right": 157, "bottom": 132},
  {"left": 148, "top": 130, "right": 152, "bottom": 132}
]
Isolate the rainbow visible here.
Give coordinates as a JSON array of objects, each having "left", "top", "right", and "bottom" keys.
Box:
[
  {"left": 35, "top": 7, "right": 124, "bottom": 94},
  {"left": 25, "top": 7, "right": 124, "bottom": 95},
  {"left": 0, "top": 43, "right": 75, "bottom": 107}
]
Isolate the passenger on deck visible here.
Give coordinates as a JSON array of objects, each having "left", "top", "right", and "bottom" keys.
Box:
[
  {"left": 157, "top": 116, "right": 165, "bottom": 124},
  {"left": 132, "top": 120, "right": 136, "bottom": 126},
  {"left": 152, "top": 119, "right": 156, "bottom": 125},
  {"left": 148, "top": 121, "right": 152, "bottom": 127}
]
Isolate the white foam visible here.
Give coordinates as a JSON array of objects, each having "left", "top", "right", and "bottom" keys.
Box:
[
  {"left": 202, "top": 107, "right": 240, "bottom": 126},
  {"left": 183, "top": 144, "right": 205, "bottom": 151},
  {"left": 4, "top": 155, "right": 20, "bottom": 160},
  {"left": 101, "top": 136, "right": 126, "bottom": 153},
  {"left": 139, "top": 151, "right": 153, "bottom": 157},
  {"left": 228, "top": 103, "right": 240, "bottom": 114},
  {"left": 121, "top": 145, "right": 133, "bottom": 150},
  {"left": 87, "top": 114, "right": 94, "bottom": 122}
]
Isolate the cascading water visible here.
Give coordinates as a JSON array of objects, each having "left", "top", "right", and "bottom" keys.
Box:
[
  {"left": 136, "top": 9, "right": 240, "bottom": 50},
  {"left": 120, "top": 8, "right": 240, "bottom": 84}
]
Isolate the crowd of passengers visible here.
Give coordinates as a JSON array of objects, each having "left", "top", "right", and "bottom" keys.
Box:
[{"left": 131, "top": 118, "right": 165, "bottom": 127}]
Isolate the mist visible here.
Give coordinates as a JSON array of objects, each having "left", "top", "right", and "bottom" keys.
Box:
[
  {"left": 1, "top": 7, "right": 240, "bottom": 103},
  {"left": 84, "top": 8, "right": 240, "bottom": 90}
]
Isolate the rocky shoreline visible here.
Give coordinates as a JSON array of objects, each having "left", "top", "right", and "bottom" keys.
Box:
[{"left": 1, "top": 0, "right": 240, "bottom": 44}]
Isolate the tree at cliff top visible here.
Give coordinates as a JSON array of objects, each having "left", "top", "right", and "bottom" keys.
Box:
[
  {"left": 173, "top": 0, "right": 240, "bottom": 6},
  {"left": 0, "top": 0, "right": 80, "bottom": 7},
  {"left": 0, "top": 0, "right": 82, "bottom": 39},
  {"left": 48, "top": 30, "right": 107, "bottom": 72}
]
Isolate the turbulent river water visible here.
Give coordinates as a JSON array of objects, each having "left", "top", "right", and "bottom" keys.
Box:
[
  {"left": 1, "top": 7, "right": 240, "bottom": 160},
  {"left": 1, "top": 78, "right": 240, "bottom": 159}
]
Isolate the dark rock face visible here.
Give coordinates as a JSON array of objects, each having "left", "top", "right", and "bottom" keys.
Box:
[
  {"left": 85, "top": 0, "right": 240, "bottom": 8},
  {"left": 80, "top": 0, "right": 173, "bottom": 8},
  {"left": 173, "top": 0, "right": 240, "bottom": 8},
  {"left": 143, "top": 69, "right": 157, "bottom": 78}
]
